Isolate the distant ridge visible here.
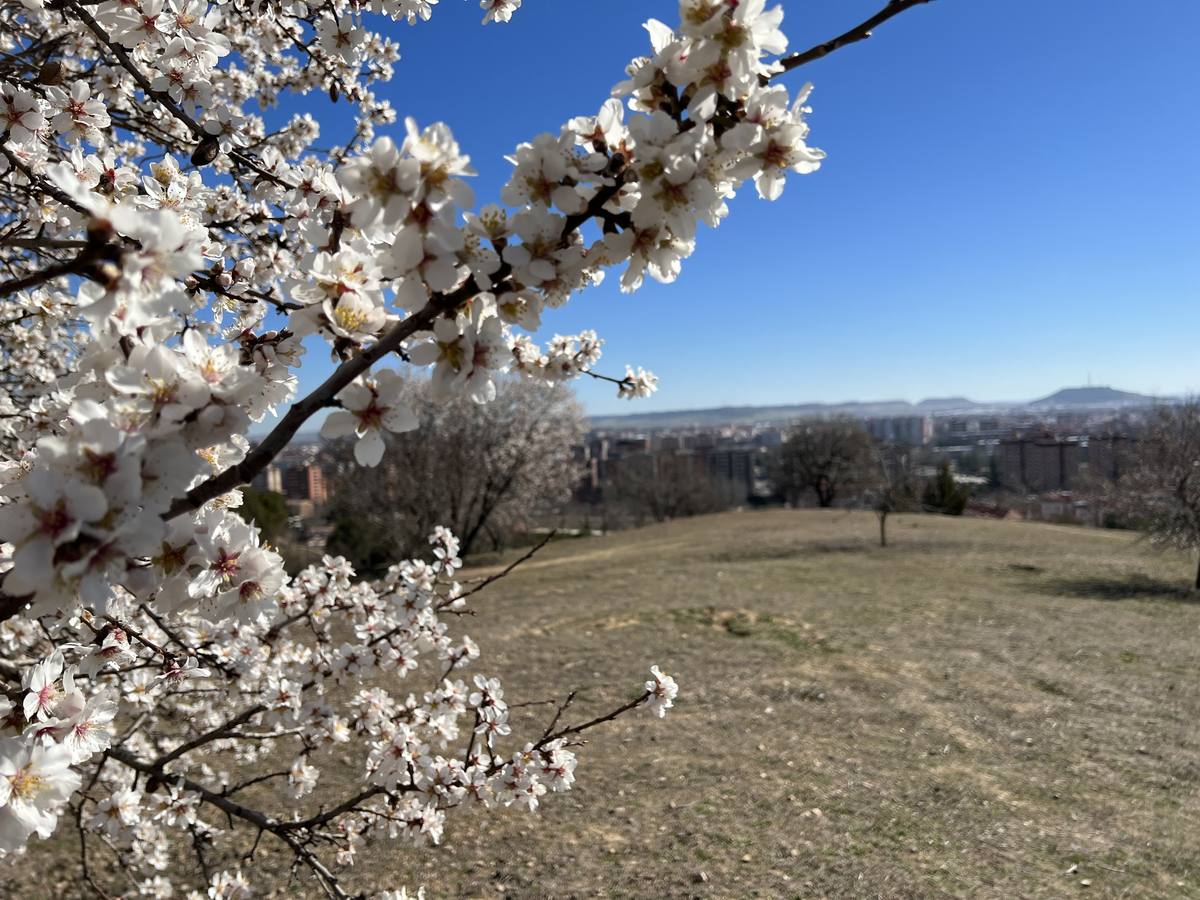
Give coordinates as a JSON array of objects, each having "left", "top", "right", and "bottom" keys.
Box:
[
  {"left": 588, "top": 400, "right": 915, "bottom": 430},
  {"left": 915, "top": 396, "right": 979, "bottom": 411},
  {"left": 588, "top": 386, "right": 1170, "bottom": 429}
]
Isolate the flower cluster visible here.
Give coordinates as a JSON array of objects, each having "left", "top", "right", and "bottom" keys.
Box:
[
  {"left": 0, "top": 527, "right": 673, "bottom": 895},
  {"left": 0, "top": 0, "right": 836, "bottom": 891}
]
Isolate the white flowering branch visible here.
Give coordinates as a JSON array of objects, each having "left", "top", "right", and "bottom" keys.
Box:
[{"left": 0, "top": 0, "right": 931, "bottom": 894}]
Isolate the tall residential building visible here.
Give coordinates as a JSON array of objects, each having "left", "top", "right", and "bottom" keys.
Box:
[
  {"left": 1085, "top": 434, "right": 1134, "bottom": 481},
  {"left": 997, "top": 435, "right": 1082, "bottom": 492},
  {"left": 864, "top": 415, "right": 933, "bottom": 446},
  {"left": 250, "top": 465, "right": 283, "bottom": 494},
  {"left": 706, "top": 447, "right": 756, "bottom": 499},
  {"left": 281, "top": 464, "right": 327, "bottom": 505}
]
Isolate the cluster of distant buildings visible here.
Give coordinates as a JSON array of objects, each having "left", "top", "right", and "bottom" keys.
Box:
[
  {"left": 250, "top": 443, "right": 328, "bottom": 518},
  {"left": 252, "top": 389, "right": 1161, "bottom": 537},
  {"left": 573, "top": 425, "right": 780, "bottom": 506},
  {"left": 578, "top": 403, "right": 1153, "bottom": 526}
]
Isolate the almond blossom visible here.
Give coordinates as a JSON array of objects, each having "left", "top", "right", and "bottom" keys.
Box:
[
  {"left": 0, "top": 0, "right": 924, "bottom": 890},
  {"left": 0, "top": 83, "right": 44, "bottom": 145},
  {"left": 321, "top": 370, "right": 420, "bottom": 465}
]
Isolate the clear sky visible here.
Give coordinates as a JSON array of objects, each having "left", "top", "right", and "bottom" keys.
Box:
[{"left": 271, "top": 0, "right": 1200, "bottom": 419}]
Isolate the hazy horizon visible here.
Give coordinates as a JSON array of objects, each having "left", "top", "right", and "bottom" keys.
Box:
[{"left": 251, "top": 382, "right": 1177, "bottom": 438}]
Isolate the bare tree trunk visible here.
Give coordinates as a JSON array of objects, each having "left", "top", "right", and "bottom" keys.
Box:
[
  {"left": 878, "top": 512, "right": 887, "bottom": 547},
  {"left": 816, "top": 477, "right": 834, "bottom": 508}
]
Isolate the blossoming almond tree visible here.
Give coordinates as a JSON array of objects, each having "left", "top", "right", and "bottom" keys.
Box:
[{"left": 0, "top": 0, "right": 931, "bottom": 894}]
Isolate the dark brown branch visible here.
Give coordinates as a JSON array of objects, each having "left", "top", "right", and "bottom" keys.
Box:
[
  {"left": 108, "top": 746, "right": 350, "bottom": 897},
  {"left": 535, "top": 690, "right": 651, "bottom": 750},
  {"left": 0, "top": 237, "right": 90, "bottom": 250},
  {"left": 0, "top": 589, "right": 31, "bottom": 623},
  {"left": 109, "top": 746, "right": 274, "bottom": 828},
  {"left": 771, "top": 0, "right": 935, "bottom": 77},
  {"left": 59, "top": 0, "right": 202, "bottom": 139},
  {"left": 451, "top": 529, "right": 557, "bottom": 604},
  {"left": 221, "top": 769, "right": 291, "bottom": 797},
  {"left": 277, "top": 786, "right": 389, "bottom": 832},
  {"left": 60, "top": 0, "right": 297, "bottom": 190},
  {"left": 0, "top": 143, "right": 94, "bottom": 218},
  {"left": 152, "top": 704, "right": 267, "bottom": 769},
  {"left": 540, "top": 690, "right": 576, "bottom": 741},
  {"left": 0, "top": 254, "right": 86, "bottom": 297},
  {"left": 170, "top": 168, "right": 633, "bottom": 520},
  {"left": 165, "top": 299, "right": 445, "bottom": 518}
]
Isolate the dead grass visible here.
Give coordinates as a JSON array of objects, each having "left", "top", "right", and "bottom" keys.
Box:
[
  {"left": 17, "top": 510, "right": 1200, "bottom": 898},
  {"left": 377, "top": 511, "right": 1200, "bottom": 899}
]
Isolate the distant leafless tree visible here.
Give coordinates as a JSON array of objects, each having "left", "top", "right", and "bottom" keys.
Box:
[
  {"left": 325, "top": 378, "right": 585, "bottom": 569},
  {"left": 1110, "top": 402, "right": 1200, "bottom": 588},
  {"left": 863, "top": 446, "right": 921, "bottom": 547},
  {"left": 773, "top": 419, "right": 873, "bottom": 508},
  {"left": 607, "top": 453, "right": 733, "bottom": 525}
]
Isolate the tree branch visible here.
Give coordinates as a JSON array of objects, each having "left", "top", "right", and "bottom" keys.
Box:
[
  {"left": 169, "top": 168, "right": 635, "bottom": 521},
  {"left": 771, "top": 0, "right": 935, "bottom": 77},
  {"left": 535, "top": 690, "right": 650, "bottom": 750},
  {"left": 60, "top": 0, "right": 297, "bottom": 189},
  {"left": 164, "top": 300, "right": 443, "bottom": 518},
  {"left": 107, "top": 747, "right": 351, "bottom": 898},
  {"left": 452, "top": 529, "right": 557, "bottom": 604}
]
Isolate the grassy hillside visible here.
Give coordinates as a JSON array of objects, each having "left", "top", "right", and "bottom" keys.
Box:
[
  {"left": 19, "top": 511, "right": 1200, "bottom": 898},
  {"left": 376, "top": 510, "right": 1200, "bottom": 899}
]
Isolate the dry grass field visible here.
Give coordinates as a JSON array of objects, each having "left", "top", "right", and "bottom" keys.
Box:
[
  {"left": 377, "top": 510, "right": 1200, "bottom": 899},
  {"left": 17, "top": 510, "right": 1200, "bottom": 898}
]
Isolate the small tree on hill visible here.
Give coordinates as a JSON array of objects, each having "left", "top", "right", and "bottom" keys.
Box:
[
  {"left": 923, "top": 460, "right": 969, "bottom": 515},
  {"left": 866, "top": 446, "right": 920, "bottom": 547},
  {"left": 608, "top": 454, "right": 732, "bottom": 525},
  {"left": 774, "top": 419, "right": 873, "bottom": 508}
]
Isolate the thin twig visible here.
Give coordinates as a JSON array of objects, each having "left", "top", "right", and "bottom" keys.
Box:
[
  {"left": 540, "top": 690, "right": 577, "bottom": 741},
  {"left": 536, "top": 691, "right": 650, "bottom": 750},
  {"left": 453, "top": 530, "right": 557, "bottom": 603},
  {"left": 771, "top": 0, "right": 935, "bottom": 78}
]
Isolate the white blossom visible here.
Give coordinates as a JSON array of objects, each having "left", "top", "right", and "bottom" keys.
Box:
[
  {"left": 644, "top": 665, "right": 679, "bottom": 717},
  {"left": 320, "top": 370, "right": 419, "bottom": 466},
  {"left": 0, "top": 0, "right": 851, "bottom": 882}
]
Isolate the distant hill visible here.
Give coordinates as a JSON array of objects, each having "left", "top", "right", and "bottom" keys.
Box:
[
  {"left": 588, "top": 400, "right": 917, "bottom": 430},
  {"left": 914, "top": 397, "right": 983, "bottom": 412},
  {"left": 588, "top": 386, "right": 1168, "bottom": 429},
  {"left": 1028, "top": 386, "right": 1162, "bottom": 409},
  {"left": 262, "top": 388, "right": 1169, "bottom": 440}
]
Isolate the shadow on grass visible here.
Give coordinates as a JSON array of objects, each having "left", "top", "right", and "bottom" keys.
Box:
[
  {"left": 711, "top": 539, "right": 945, "bottom": 564},
  {"left": 1035, "top": 573, "right": 1199, "bottom": 603}
]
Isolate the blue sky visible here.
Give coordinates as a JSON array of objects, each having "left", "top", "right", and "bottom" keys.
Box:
[{"left": 272, "top": 0, "right": 1200, "bottom": 418}]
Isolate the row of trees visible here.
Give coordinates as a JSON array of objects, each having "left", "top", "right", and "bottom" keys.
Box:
[
  {"left": 771, "top": 419, "right": 969, "bottom": 544},
  {"left": 772, "top": 406, "right": 1200, "bottom": 588},
  {"left": 311, "top": 396, "right": 1200, "bottom": 578}
]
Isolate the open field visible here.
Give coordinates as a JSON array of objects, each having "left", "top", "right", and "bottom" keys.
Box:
[
  {"left": 16, "top": 510, "right": 1200, "bottom": 898},
  {"left": 379, "top": 510, "right": 1200, "bottom": 899}
]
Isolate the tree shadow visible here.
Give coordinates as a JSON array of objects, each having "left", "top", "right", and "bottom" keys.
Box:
[{"left": 1034, "top": 573, "right": 1199, "bottom": 603}]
